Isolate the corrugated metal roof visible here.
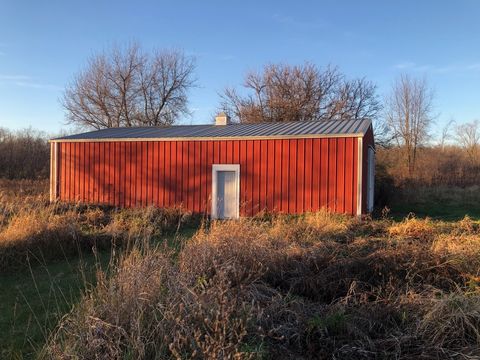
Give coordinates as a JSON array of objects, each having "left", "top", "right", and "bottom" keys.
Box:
[{"left": 51, "top": 119, "right": 372, "bottom": 141}]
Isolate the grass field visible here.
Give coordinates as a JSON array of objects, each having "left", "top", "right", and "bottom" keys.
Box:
[
  {"left": 387, "top": 186, "right": 480, "bottom": 221},
  {"left": 0, "top": 231, "right": 196, "bottom": 359},
  {"left": 0, "top": 251, "right": 110, "bottom": 358},
  {"left": 0, "top": 180, "right": 479, "bottom": 359},
  {"left": 43, "top": 213, "right": 480, "bottom": 359},
  {"left": 0, "top": 180, "right": 198, "bottom": 358}
]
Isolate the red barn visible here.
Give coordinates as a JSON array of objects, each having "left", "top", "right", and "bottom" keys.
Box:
[{"left": 49, "top": 114, "right": 375, "bottom": 218}]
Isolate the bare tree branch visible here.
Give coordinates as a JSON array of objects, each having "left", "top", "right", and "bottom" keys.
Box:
[
  {"left": 62, "top": 44, "right": 196, "bottom": 129},
  {"left": 455, "top": 119, "right": 480, "bottom": 164},
  {"left": 219, "top": 63, "right": 380, "bottom": 123},
  {"left": 384, "top": 74, "right": 435, "bottom": 177}
]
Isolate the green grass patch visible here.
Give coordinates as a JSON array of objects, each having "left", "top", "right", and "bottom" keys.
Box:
[
  {"left": 387, "top": 186, "right": 480, "bottom": 221},
  {"left": 0, "top": 228, "right": 197, "bottom": 359},
  {"left": 0, "top": 250, "right": 111, "bottom": 359}
]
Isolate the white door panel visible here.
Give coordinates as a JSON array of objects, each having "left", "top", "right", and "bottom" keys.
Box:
[
  {"left": 212, "top": 164, "right": 240, "bottom": 219},
  {"left": 217, "top": 171, "right": 237, "bottom": 218}
]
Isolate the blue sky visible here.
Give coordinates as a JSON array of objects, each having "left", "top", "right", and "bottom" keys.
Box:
[{"left": 0, "top": 0, "right": 479, "bottom": 137}]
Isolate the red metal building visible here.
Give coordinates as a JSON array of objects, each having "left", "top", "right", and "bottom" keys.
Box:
[{"left": 49, "top": 115, "right": 375, "bottom": 218}]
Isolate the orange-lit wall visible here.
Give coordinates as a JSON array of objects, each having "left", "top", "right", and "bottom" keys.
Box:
[{"left": 52, "top": 135, "right": 368, "bottom": 215}]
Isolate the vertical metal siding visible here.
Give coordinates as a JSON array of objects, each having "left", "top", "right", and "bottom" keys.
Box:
[
  {"left": 253, "top": 140, "right": 260, "bottom": 214},
  {"left": 304, "top": 139, "right": 312, "bottom": 212},
  {"left": 281, "top": 139, "right": 289, "bottom": 213},
  {"left": 320, "top": 139, "right": 328, "bottom": 207},
  {"left": 289, "top": 140, "right": 297, "bottom": 213},
  {"left": 336, "top": 138, "right": 345, "bottom": 213},
  {"left": 266, "top": 140, "right": 275, "bottom": 210},
  {"left": 56, "top": 136, "right": 361, "bottom": 215},
  {"left": 328, "top": 139, "right": 337, "bottom": 212},
  {"left": 297, "top": 139, "right": 305, "bottom": 213},
  {"left": 353, "top": 137, "right": 358, "bottom": 214}
]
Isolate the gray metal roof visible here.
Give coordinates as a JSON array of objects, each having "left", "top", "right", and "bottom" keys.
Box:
[{"left": 51, "top": 119, "right": 372, "bottom": 142}]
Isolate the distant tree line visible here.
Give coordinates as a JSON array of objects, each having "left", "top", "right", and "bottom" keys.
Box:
[
  {"left": 0, "top": 128, "right": 50, "bottom": 179},
  {"left": 378, "top": 74, "right": 480, "bottom": 192},
  {"left": 377, "top": 144, "right": 480, "bottom": 188}
]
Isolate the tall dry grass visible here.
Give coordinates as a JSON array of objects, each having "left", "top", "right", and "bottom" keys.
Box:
[
  {"left": 42, "top": 212, "right": 480, "bottom": 359},
  {"left": 0, "top": 181, "right": 196, "bottom": 272}
]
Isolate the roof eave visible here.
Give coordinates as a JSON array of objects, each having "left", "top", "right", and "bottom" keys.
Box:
[{"left": 48, "top": 132, "right": 366, "bottom": 143}]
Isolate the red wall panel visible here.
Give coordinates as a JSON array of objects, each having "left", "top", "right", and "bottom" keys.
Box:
[
  {"left": 281, "top": 139, "right": 289, "bottom": 213},
  {"left": 312, "top": 139, "right": 320, "bottom": 211},
  {"left": 181, "top": 142, "right": 187, "bottom": 206},
  {"left": 304, "top": 139, "right": 312, "bottom": 212},
  {"left": 297, "top": 139, "right": 305, "bottom": 214},
  {"left": 266, "top": 140, "right": 275, "bottom": 210},
  {"left": 188, "top": 142, "right": 194, "bottom": 210},
  {"left": 56, "top": 136, "right": 362, "bottom": 215},
  {"left": 320, "top": 139, "right": 328, "bottom": 208},
  {"left": 174, "top": 142, "right": 180, "bottom": 205},
  {"left": 252, "top": 141, "right": 260, "bottom": 214},
  {"left": 164, "top": 142, "right": 171, "bottom": 207},
  {"left": 328, "top": 139, "right": 337, "bottom": 212},
  {"left": 65, "top": 143, "right": 70, "bottom": 201},
  {"left": 336, "top": 138, "right": 345, "bottom": 213},
  {"left": 239, "top": 140, "right": 247, "bottom": 214},
  {"left": 289, "top": 140, "right": 297, "bottom": 213}
]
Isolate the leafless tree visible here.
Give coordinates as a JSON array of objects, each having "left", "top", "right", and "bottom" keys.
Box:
[
  {"left": 62, "top": 43, "right": 196, "bottom": 129},
  {"left": 439, "top": 117, "right": 455, "bottom": 150},
  {"left": 384, "top": 74, "right": 434, "bottom": 177},
  {"left": 219, "top": 63, "right": 380, "bottom": 123},
  {"left": 455, "top": 120, "right": 480, "bottom": 164},
  {"left": 0, "top": 128, "right": 49, "bottom": 179}
]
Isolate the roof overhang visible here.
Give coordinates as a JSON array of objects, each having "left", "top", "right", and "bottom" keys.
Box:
[{"left": 48, "top": 132, "right": 367, "bottom": 143}]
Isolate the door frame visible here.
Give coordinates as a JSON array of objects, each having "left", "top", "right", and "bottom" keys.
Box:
[{"left": 211, "top": 164, "right": 240, "bottom": 219}]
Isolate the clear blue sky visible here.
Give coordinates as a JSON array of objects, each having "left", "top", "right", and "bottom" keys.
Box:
[{"left": 0, "top": 0, "right": 479, "bottom": 137}]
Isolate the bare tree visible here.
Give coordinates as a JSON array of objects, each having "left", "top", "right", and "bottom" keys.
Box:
[
  {"left": 384, "top": 74, "right": 434, "bottom": 177},
  {"left": 439, "top": 117, "right": 455, "bottom": 150},
  {"left": 455, "top": 120, "right": 480, "bottom": 164},
  {"left": 62, "top": 43, "right": 196, "bottom": 129},
  {"left": 219, "top": 63, "right": 380, "bottom": 123},
  {"left": 0, "top": 127, "right": 49, "bottom": 179}
]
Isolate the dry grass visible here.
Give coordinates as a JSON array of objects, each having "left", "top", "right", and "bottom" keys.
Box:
[
  {"left": 41, "top": 212, "right": 480, "bottom": 359},
  {"left": 420, "top": 291, "right": 480, "bottom": 350},
  {"left": 0, "top": 203, "right": 83, "bottom": 271},
  {"left": 1, "top": 180, "right": 478, "bottom": 358},
  {"left": 0, "top": 181, "right": 197, "bottom": 272},
  {"left": 44, "top": 248, "right": 255, "bottom": 359}
]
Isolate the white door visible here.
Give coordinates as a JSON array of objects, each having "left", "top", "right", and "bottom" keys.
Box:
[
  {"left": 367, "top": 147, "right": 375, "bottom": 212},
  {"left": 212, "top": 164, "right": 240, "bottom": 219},
  {"left": 217, "top": 171, "right": 236, "bottom": 218}
]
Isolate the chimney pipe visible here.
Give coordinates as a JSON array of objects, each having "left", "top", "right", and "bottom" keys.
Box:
[{"left": 215, "top": 112, "right": 230, "bottom": 126}]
